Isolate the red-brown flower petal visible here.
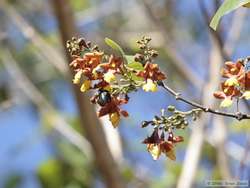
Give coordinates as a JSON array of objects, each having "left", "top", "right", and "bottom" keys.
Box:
[
  {"left": 142, "top": 130, "right": 161, "bottom": 144},
  {"left": 120, "top": 110, "right": 129, "bottom": 117},
  {"left": 213, "top": 91, "right": 226, "bottom": 99}
]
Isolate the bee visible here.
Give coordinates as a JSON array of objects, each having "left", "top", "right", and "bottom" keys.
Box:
[{"left": 96, "top": 89, "right": 111, "bottom": 106}]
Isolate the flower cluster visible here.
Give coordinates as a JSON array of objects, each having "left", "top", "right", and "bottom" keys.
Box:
[
  {"left": 67, "top": 36, "right": 166, "bottom": 127},
  {"left": 143, "top": 129, "right": 183, "bottom": 160},
  {"left": 141, "top": 106, "right": 201, "bottom": 160},
  {"left": 214, "top": 58, "right": 250, "bottom": 108},
  {"left": 135, "top": 37, "right": 166, "bottom": 92},
  {"left": 66, "top": 36, "right": 250, "bottom": 161}
]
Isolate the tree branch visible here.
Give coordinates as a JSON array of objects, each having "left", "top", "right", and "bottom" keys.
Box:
[
  {"left": 158, "top": 81, "right": 250, "bottom": 121},
  {"left": 50, "top": 1, "right": 126, "bottom": 187}
]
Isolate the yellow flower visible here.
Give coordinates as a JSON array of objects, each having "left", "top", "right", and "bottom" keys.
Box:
[
  {"left": 72, "top": 70, "right": 83, "bottom": 84},
  {"left": 104, "top": 70, "right": 116, "bottom": 83},
  {"left": 103, "top": 85, "right": 111, "bottom": 91},
  {"left": 80, "top": 80, "right": 91, "bottom": 92},
  {"left": 147, "top": 144, "right": 161, "bottom": 160},
  {"left": 220, "top": 98, "right": 233, "bottom": 108},
  {"left": 243, "top": 91, "right": 250, "bottom": 100},
  {"left": 142, "top": 79, "right": 158, "bottom": 92},
  {"left": 224, "top": 77, "right": 239, "bottom": 87},
  {"left": 109, "top": 112, "right": 120, "bottom": 128}
]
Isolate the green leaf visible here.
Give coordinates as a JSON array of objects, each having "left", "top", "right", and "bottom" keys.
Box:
[
  {"left": 131, "top": 73, "right": 144, "bottom": 81},
  {"left": 105, "top": 38, "right": 125, "bottom": 56},
  {"left": 125, "top": 55, "right": 144, "bottom": 71},
  {"left": 125, "top": 55, "right": 134, "bottom": 64},
  {"left": 125, "top": 55, "right": 144, "bottom": 81},
  {"left": 210, "top": 0, "right": 250, "bottom": 30},
  {"left": 37, "top": 159, "right": 63, "bottom": 188},
  {"left": 127, "top": 62, "right": 144, "bottom": 71}
]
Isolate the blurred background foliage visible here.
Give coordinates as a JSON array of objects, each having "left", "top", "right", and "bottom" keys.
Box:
[{"left": 0, "top": 0, "right": 250, "bottom": 188}]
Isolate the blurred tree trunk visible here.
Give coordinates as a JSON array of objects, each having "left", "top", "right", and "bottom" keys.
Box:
[{"left": 50, "top": 1, "right": 125, "bottom": 188}]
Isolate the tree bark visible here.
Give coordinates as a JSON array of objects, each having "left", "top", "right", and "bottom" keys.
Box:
[{"left": 50, "top": 1, "right": 125, "bottom": 187}]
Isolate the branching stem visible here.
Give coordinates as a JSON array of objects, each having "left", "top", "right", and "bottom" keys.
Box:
[{"left": 157, "top": 81, "right": 250, "bottom": 121}]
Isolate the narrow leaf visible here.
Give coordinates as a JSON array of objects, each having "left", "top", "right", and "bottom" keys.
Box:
[
  {"left": 105, "top": 37, "right": 125, "bottom": 56},
  {"left": 210, "top": 0, "right": 250, "bottom": 30}
]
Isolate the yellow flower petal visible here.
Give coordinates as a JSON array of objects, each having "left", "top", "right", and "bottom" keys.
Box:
[
  {"left": 104, "top": 71, "right": 116, "bottom": 83},
  {"left": 243, "top": 91, "right": 250, "bottom": 100},
  {"left": 80, "top": 80, "right": 91, "bottom": 92},
  {"left": 224, "top": 77, "right": 239, "bottom": 86},
  {"left": 72, "top": 70, "right": 83, "bottom": 84},
  {"left": 243, "top": 2, "right": 250, "bottom": 8},
  {"left": 103, "top": 85, "right": 111, "bottom": 91},
  {"left": 109, "top": 112, "right": 120, "bottom": 128},
  {"left": 223, "top": 88, "right": 229, "bottom": 93},
  {"left": 165, "top": 150, "right": 176, "bottom": 161},
  {"left": 142, "top": 79, "right": 158, "bottom": 92},
  {"left": 148, "top": 144, "right": 161, "bottom": 160},
  {"left": 220, "top": 98, "right": 233, "bottom": 108}
]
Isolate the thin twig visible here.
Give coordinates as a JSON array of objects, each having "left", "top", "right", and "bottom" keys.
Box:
[{"left": 158, "top": 81, "right": 250, "bottom": 121}]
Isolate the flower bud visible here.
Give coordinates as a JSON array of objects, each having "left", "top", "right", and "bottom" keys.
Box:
[
  {"left": 134, "top": 53, "right": 144, "bottom": 62},
  {"left": 167, "top": 105, "right": 176, "bottom": 112},
  {"left": 141, "top": 121, "right": 150, "bottom": 128}
]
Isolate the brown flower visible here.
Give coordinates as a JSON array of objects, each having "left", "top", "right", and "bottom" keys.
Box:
[
  {"left": 137, "top": 62, "right": 166, "bottom": 81},
  {"left": 84, "top": 52, "right": 104, "bottom": 70},
  {"left": 221, "top": 61, "right": 250, "bottom": 89},
  {"left": 70, "top": 52, "right": 104, "bottom": 80},
  {"left": 142, "top": 130, "right": 179, "bottom": 160},
  {"left": 100, "top": 55, "right": 123, "bottom": 73},
  {"left": 95, "top": 94, "right": 128, "bottom": 127},
  {"left": 97, "top": 96, "right": 128, "bottom": 117},
  {"left": 214, "top": 82, "right": 241, "bottom": 100},
  {"left": 221, "top": 61, "right": 244, "bottom": 79},
  {"left": 142, "top": 130, "right": 162, "bottom": 145},
  {"left": 214, "top": 82, "right": 241, "bottom": 107}
]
